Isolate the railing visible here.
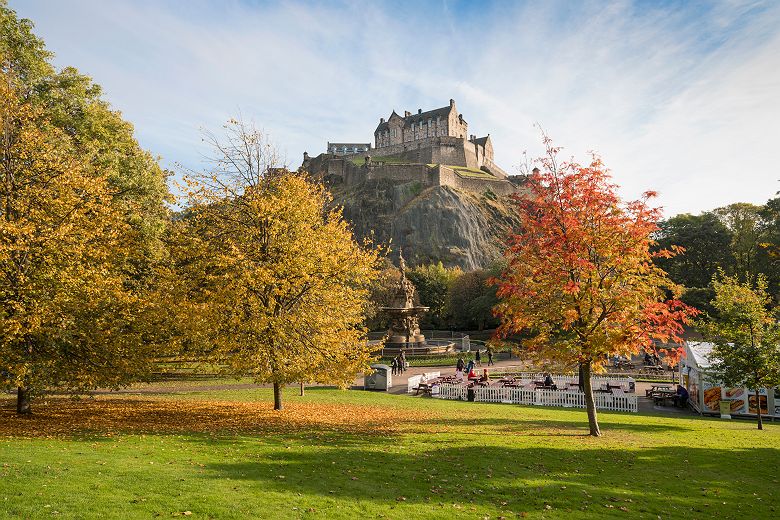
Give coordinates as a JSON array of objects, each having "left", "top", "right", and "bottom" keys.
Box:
[
  {"left": 438, "top": 384, "right": 638, "bottom": 413},
  {"left": 438, "top": 384, "right": 467, "bottom": 400}
]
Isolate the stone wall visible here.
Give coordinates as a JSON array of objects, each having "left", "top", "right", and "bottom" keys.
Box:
[{"left": 435, "top": 166, "right": 516, "bottom": 196}]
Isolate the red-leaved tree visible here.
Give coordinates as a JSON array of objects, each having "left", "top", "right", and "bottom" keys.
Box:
[{"left": 493, "top": 137, "right": 697, "bottom": 436}]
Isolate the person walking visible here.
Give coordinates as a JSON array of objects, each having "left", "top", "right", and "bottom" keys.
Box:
[
  {"left": 475, "top": 349, "right": 482, "bottom": 367},
  {"left": 399, "top": 350, "right": 407, "bottom": 373},
  {"left": 456, "top": 356, "right": 465, "bottom": 374},
  {"left": 391, "top": 356, "right": 399, "bottom": 376},
  {"left": 487, "top": 348, "right": 494, "bottom": 366}
]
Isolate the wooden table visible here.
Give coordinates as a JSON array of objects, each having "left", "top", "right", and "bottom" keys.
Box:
[
  {"left": 646, "top": 384, "right": 672, "bottom": 397},
  {"left": 652, "top": 389, "right": 677, "bottom": 405}
]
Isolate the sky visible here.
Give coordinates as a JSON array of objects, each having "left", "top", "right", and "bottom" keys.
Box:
[{"left": 11, "top": 0, "right": 780, "bottom": 216}]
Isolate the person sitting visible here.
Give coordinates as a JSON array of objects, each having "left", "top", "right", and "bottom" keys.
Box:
[
  {"left": 543, "top": 373, "right": 557, "bottom": 390},
  {"left": 479, "top": 369, "right": 491, "bottom": 383},
  {"left": 674, "top": 384, "right": 689, "bottom": 408},
  {"left": 467, "top": 367, "right": 477, "bottom": 380}
]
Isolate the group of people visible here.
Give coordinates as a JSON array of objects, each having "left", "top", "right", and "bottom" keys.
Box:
[
  {"left": 455, "top": 349, "right": 495, "bottom": 380},
  {"left": 390, "top": 350, "right": 407, "bottom": 376},
  {"left": 455, "top": 349, "right": 494, "bottom": 374}
]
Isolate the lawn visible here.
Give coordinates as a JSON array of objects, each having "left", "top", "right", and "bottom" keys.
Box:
[{"left": 1, "top": 386, "right": 778, "bottom": 519}]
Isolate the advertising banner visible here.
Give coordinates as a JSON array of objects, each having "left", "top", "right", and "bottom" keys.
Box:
[
  {"left": 702, "top": 381, "right": 721, "bottom": 413},
  {"left": 722, "top": 387, "right": 747, "bottom": 414},
  {"left": 748, "top": 388, "right": 769, "bottom": 415}
]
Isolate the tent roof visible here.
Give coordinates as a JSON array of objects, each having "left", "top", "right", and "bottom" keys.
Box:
[{"left": 687, "top": 341, "right": 714, "bottom": 368}]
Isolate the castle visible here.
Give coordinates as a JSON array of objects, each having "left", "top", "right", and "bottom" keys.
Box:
[{"left": 302, "top": 100, "right": 518, "bottom": 196}]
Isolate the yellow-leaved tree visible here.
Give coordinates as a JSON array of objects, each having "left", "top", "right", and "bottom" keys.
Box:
[
  {"left": 0, "top": 78, "right": 149, "bottom": 414},
  {"left": 168, "top": 119, "right": 382, "bottom": 410}
]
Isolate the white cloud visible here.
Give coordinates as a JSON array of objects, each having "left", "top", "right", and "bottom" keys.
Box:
[{"left": 11, "top": 0, "right": 780, "bottom": 215}]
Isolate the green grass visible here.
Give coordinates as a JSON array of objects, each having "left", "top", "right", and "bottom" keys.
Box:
[
  {"left": 444, "top": 166, "right": 499, "bottom": 180},
  {"left": 1, "top": 387, "right": 778, "bottom": 519}
]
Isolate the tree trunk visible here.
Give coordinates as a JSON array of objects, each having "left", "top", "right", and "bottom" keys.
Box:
[
  {"left": 580, "top": 361, "right": 601, "bottom": 437},
  {"left": 578, "top": 364, "right": 585, "bottom": 392},
  {"left": 273, "top": 383, "right": 283, "bottom": 411},
  {"left": 299, "top": 381, "right": 305, "bottom": 396},
  {"left": 755, "top": 389, "right": 763, "bottom": 430},
  {"left": 17, "top": 386, "right": 31, "bottom": 415}
]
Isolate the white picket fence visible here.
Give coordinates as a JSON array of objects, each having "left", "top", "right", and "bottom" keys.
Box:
[{"left": 436, "top": 384, "right": 638, "bottom": 413}]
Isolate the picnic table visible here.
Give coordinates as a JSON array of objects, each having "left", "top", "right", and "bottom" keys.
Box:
[
  {"left": 642, "top": 364, "right": 666, "bottom": 374},
  {"left": 651, "top": 389, "right": 677, "bottom": 406},
  {"left": 414, "top": 383, "right": 433, "bottom": 396},
  {"left": 645, "top": 384, "right": 672, "bottom": 397}
]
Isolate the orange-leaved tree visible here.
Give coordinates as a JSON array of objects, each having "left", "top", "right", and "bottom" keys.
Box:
[{"left": 493, "top": 137, "right": 697, "bottom": 436}]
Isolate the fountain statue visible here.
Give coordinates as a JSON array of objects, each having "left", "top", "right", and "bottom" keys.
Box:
[{"left": 381, "top": 250, "right": 430, "bottom": 349}]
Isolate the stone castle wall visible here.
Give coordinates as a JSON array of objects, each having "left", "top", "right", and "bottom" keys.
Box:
[{"left": 436, "top": 166, "right": 516, "bottom": 196}]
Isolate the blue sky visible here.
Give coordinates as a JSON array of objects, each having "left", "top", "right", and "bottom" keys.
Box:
[{"left": 11, "top": 0, "right": 780, "bottom": 215}]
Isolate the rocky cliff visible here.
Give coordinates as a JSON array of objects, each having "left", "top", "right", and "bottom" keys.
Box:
[{"left": 329, "top": 177, "right": 521, "bottom": 270}]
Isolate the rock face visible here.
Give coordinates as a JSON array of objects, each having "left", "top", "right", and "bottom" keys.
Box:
[{"left": 330, "top": 177, "right": 520, "bottom": 270}]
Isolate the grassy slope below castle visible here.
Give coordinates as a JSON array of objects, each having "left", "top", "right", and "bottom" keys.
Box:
[{"left": 1, "top": 386, "right": 778, "bottom": 519}]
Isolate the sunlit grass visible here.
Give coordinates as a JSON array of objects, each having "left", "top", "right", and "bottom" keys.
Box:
[{"left": 1, "top": 387, "right": 778, "bottom": 519}]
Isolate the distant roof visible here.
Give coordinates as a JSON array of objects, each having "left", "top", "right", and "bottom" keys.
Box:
[
  {"left": 687, "top": 341, "right": 714, "bottom": 368},
  {"left": 472, "top": 136, "right": 490, "bottom": 147}
]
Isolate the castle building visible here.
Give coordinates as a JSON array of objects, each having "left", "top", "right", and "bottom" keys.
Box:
[
  {"left": 374, "top": 99, "right": 468, "bottom": 148},
  {"left": 371, "top": 99, "right": 498, "bottom": 174},
  {"left": 303, "top": 99, "right": 516, "bottom": 196}
]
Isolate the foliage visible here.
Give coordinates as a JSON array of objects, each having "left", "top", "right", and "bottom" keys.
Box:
[
  {"left": 1, "top": 387, "right": 779, "bottom": 518},
  {"left": 494, "top": 137, "right": 696, "bottom": 436},
  {"left": 713, "top": 203, "right": 767, "bottom": 284},
  {"left": 0, "top": 2, "right": 171, "bottom": 285},
  {"left": 448, "top": 266, "right": 501, "bottom": 331},
  {"left": 169, "top": 120, "right": 382, "bottom": 410},
  {"left": 0, "top": 79, "right": 152, "bottom": 413},
  {"left": 0, "top": 3, "right": 171, "bottom": 414},
  {"left": 654, "top": 212, "right": 734, "bottom": 288},
  {"left": 699, "top": 273, "right": 780, "bottom": 429},
  {"left": 406, "top": 262, "right": 461, "bottom": 328},
  {"left": 364, "top": 260, "right": 401, "bottom": 330}
]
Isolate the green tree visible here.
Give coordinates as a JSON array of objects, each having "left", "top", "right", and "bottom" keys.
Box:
[
  {"left": 758, "top": 196, "right": 780, "bottom": 299},
  {"left": 170, "top": 120, "right": 382, "bottom": 410},
  {"left": 655, "top": 212, "right": 734, "bottom": 288},
  {"left": 407, "top": 262, "right": 461, "bottom": 328},
  {"left": 714, "top": 203, "right": 765, "bottom": 283},
  {"left": 700, "top": 273, "right": 780, "bottom": 430},
  {"left": 448, "top": 267, "right": 500, "bottom": 331}
]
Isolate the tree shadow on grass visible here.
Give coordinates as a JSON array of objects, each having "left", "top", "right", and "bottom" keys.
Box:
[{"left": 202, "top": 444, "right": 780, "bottom": 518}]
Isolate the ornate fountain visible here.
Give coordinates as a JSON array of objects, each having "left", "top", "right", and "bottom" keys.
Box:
[{"left": 379, "top": 251, "right": 454, "bottom": 355}]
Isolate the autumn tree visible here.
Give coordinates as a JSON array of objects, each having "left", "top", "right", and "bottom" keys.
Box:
[
  {"left": 169, "top": 119, "right": 382, "bottom": 410},
  {"left": 494, "top": 137, "right": 696, "bottom": 436},
  {"left": 0, "top": 79, "right": 152, "bottom": 414},
  {"left": 1, "top": 3, "right": 171, "bottom": 286},
  {"left": 700, "top": 273, "right": 780, "bottom": 430}
]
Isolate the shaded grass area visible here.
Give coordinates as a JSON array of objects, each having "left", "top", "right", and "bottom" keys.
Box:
[{"left": 1, "top": 387, "right": 778, "bottom": 519}]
